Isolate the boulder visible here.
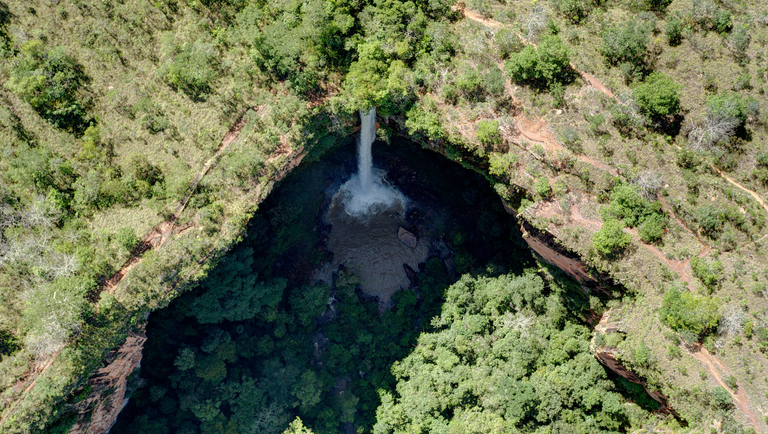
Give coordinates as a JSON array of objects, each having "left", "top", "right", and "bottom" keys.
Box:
[{"left": 398, "top": 227, "right": 417, "bottom": 249}]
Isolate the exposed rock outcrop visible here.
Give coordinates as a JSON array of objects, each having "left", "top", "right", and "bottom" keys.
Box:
[
  {"left": 397, "top": 227, "right": 417, "bottom": 249},
  {"left": 69, "top": 329, "right": 147, "bottom": 434},
  {"left": 592, "top": 310, "right": 681, "bottom": 420}
]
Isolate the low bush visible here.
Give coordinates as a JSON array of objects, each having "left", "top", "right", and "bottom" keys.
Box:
[
  {"left": 505, "top": 36, "right": 572, "bottom": 92},
  {"left": 659, "top": 287, "right": 720, "bottom": 338},
  {"left": 633, "top": 72, "right": 682, "bottom": 120},
  {"left": 5, "top": 41, "right": 89, "bottom": 133},
  {"left": 592, "top": 219, "right": 632, "bottom": 257},
  {"left": 601, "top": 20, "right": 652, "bottom": 80},
  {"left": 161, "top": 40, "right": 218, "bottom": 101},
  {"left": 665, "top": 18, "right": 683, "bottom": 46},
  {"left": 690, "top": 257, "right": 723, "bottom": 292},
  {"left": 476, "top": 120, "right": 501, "bottom": 146}
]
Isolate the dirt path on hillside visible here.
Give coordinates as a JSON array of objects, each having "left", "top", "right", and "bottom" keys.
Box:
[
  {"left": 105, "top": 107, "right": 258, "bottom": 294},
  {"left": 527, "top": 197, "right": 698, "bottom": 288},
  {"left": 460, "top": 5, "right": 768, "bottom": 223},
  {"left": 460, "top": 7, "right": 764, "bottom": 429},
  {"left": 713, "top": 165, "right": 768, "bottom": 214},
  {"left": 0, "top": 108, "right": 259, "bottom": 430},
  {"left": 689, "top": 346, "right": 762, "bottom": 432},
  {"left": 456, "top": 5, "right": 617, "bottom": 101},
  {"left": 0, "top": 346, "right": 62, "bottom": 426}
]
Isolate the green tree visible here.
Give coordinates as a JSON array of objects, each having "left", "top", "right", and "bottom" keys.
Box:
[
  {"left": 633, "top": 72, "right": 681, "bottom": 120},
  {"left": 659, "top": 287, "right": 720, "bottom": 338},
  {"left": 5, "top": 40, "right": 88, "bottom": 133},
  {"left": 476, "top": 120, "right": 501, "bottom": 146},
  {"left": 601, "top": 20, "right": 652, "bottom": 81},
  {"left": 638, "top": 213, "right": 667, "bottom": 243},
  {"left": 505, "top": 36, "right": 572, "bottom": 91},
  {"left": 291, "top": 371, "right": 323, "bottom": 412},
  {"left": 116, "top": 227, "right": 140, "bottom": 253},
  {"left": 283, "top": 417, "right": 314, "bottom": 434},
  {"left": 709, "top": 386, "right": 732, "bottom": 409},
  {"left": 174, "top": 347, "right": 196, "bottom": 371},
  {"left": 665, "top": 17, "right": 684, "bottom": 46},
  {"left": 289, "top": 283, "right": 330, "bottom": 328},
  {"left": 552, "top": 0, "right": 598, "bottom": 24},
  {"left": 696, "top": 205, "right": 723, "bottom": 237},
  {"left": 706, "top": 92, "right": 756, "bottom": 126},
  {"left": 162, "top": 40, "right": 218, "bottom": 100},
  {"left": 592, "top": 219, "right": 632, "bottom": 257},
  {"left": 690, "top": 257, "right": 723, "bottom": 292},
  {"left": 183, "top": 248, "right": 286, "bottom": 324}
]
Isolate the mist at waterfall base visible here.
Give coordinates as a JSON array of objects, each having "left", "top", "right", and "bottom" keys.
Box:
[{"left": 336, "top": 108, "right": 406, "bottom": 217}]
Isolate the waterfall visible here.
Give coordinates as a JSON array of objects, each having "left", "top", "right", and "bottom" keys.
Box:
[
  {"left": 337, "top": 108, "right": 405, "bottom": 217},
  {"left": 358, "top": 108, "right": 376, "bottom": 193}
]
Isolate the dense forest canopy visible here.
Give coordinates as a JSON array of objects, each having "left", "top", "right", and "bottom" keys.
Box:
[
  {"left": 110, "top": 140, "right": 645, "bottom": 434},
  {"left": 0, "top": 0, "right": 766, "bottom": 432}
]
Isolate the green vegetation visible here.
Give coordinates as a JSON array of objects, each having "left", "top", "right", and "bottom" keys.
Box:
[
  {"left": 633, "top": 72, "right": 681, "bottom": 121},
  {"left": 375, "top": 273, "right": 631, "bottom": 433},
  {"left": 1, "top": 0, "right": 768, "bottom": 432},
  {"left": 690, "top": 257, "right": 724, "bottom": 292},
  {"left": 505, "top": 36, "right": 572, "bottom": 92},
  {"left": 600, "top": 184, "right": 668, "bottom": 243},
  {"left": 5, "top": 40, "right": 89, "bottom": 133},
  {"left": 659, "top": 287, "right": 720, "bottom": 339},
  {"left": 592, "top": 219, "right": 632, "bottom": 257},
  {"left": 476, "top": 120, "right": 501, "bottom": 146},
  {"left": 601, "top": 19, "right": 653, "bottom": 81},
  {"left": 110, "top": 143, "right": 641, "bottom": 434}
]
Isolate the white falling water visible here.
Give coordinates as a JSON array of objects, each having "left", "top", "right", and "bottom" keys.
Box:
[
  {"left": 358, "top": 108, "right": 376, "bottom": 192},
  {"left": 338, "top": 107, "right": 405, "bottom": 217}
]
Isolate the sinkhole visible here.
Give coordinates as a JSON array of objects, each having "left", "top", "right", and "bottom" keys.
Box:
[{"left": 110, "top": 127, "right": 647, "bottom": 434}]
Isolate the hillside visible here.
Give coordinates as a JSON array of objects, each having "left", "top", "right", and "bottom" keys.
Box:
[{"left": 0, "top": 0, "right": 767, "bottom": 433}]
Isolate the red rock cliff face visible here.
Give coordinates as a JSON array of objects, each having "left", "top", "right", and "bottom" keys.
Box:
[{"left": 68, "top": 329, "right": 146, "bottom": 434}]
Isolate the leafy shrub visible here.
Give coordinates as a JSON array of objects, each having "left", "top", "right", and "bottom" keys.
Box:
[
  {"left": 585, "top": 113, "right": 606, "bottom": 136},
  {"left": 494, "top": 28, "right": 524, "bottom": 59},
  {"left": 665, "top": 18, "right": 683, "bottom": 46},
  {"left": 128, "top": 155, "right": 164, "bottom": 187},
  {"left": 488, "top": 152, "right": 517, "bottom": 177},
  {"left": 405, "top": 101, "right": 444, "bottom": 141},
  {"left": 690, "top": 257, "right": 723, "bottom": 291},
  {"left": 483, "top": 66, "right": 506, "bottom": 97},
  {"left": 116, "top": 227, "right": 140, "bottom": 253},
  {"left": 162, "top": 41, "right": 217, "bottom": 100},
  {"left": 690, "top": 92, "right": 757, "bottom": 152},
  {"left": 696, "top": 205, "right": 723, "bottom": 237},
  {"left": 728, "top": 26, "right": 750, "bottom": 62},
  {"left": 592, "top": 219, "right": 632, "bottom": 257},
  {"left": 638, "top": 213, "right": 667, "bottom": 243},
  {"left": 659, "top": 287, "right": 720, "bottom": 338},
  {"left": 455, "top": 65, "right": 485, "bottom": 102},
  {"left": 552, "top": 0, "right": 598, "bottom": 24},
  {"left": 601, "top": 20, "right": 652, "bottom": 77},
  {"left": 715, "top": 10, "right": 733, "bottom": 34},
  {"left": 610, "top": 98, "right": 646, "bottom": 135},
  {"left": 534, "top": 177, "right": 551, "bottom": 198},
  {"left": 706, "top": 92, "right": 756, "bottom": 126},
  {"left": 627, "top": 0, "right": 671, "bottom": 11},
  {"left": 709, "top": 386, "right": 732, "bottom": 409},
  {"left": 633, "top": 72, "right": 681, "bottom": 120},
  {"left": 601, "top": 184, "right": 665, "bottom": 231},
  {"left": 476, "top": 120, "right": 501, "bottom": 146},
  {"left": 505, "top": 36, "right": 572, "bottom": 91},
  {"left": 733, "top": 73, "right": 752, "bottom": 91},
  {"left": 561, "top": 128, "right": 582, "bottom": 151},
  {"left": 5, "top": 41, "right": 88, "bottom": 133}
]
